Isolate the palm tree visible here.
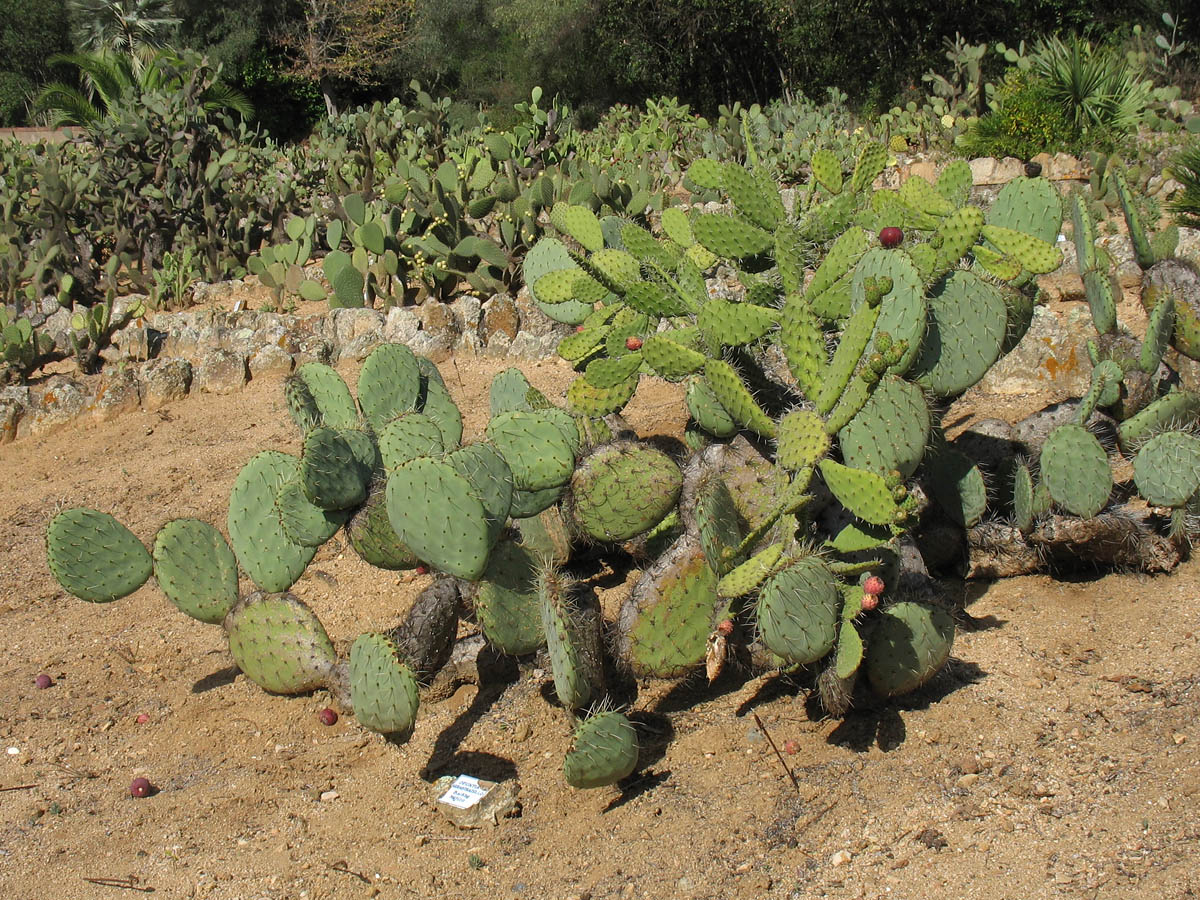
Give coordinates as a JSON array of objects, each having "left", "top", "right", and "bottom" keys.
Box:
[
  {"left": 67, "top": 0, "right": 180, "bottom": 64},
  {"left": 35, "top": 49, "right": 253, "bottom": 128}
]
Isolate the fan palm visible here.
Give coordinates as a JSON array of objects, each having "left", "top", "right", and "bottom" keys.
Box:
[
  {"left": 1031, "top": 35, "right": 1154, "bottom": 136},
  {"left": 68, "top": 0, "right": 180, "bottom": 62},
  {"left": 35, "top": 49, "right": 253, "bottom": 128}
]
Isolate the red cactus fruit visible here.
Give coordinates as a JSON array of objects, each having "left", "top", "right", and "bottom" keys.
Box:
[
  {"left": 318, "top": 708, "right": 338, "bottom": 726},
  {"left": 860, "top": 593, "right": 879, "bottom": 612},
  {"left": 415, "top": 564, "right": 429, "bottom": 576},
  {"left": 716, "top": 618, "right": 735, "bottom": 637},
  {"left": 135, "top": 713, "right": 150, "bottom": 724},
  {"left": 783, "top": 739, "right": 800, "bottom": 755},
  {"left": 34, "top": 674, "right": 53, "bottom": 689},
  {"left": 863, "top": 575, "right": 885, "bottom": 596},
  {"left": 625, "top": 336, "right": 643, "bottom": 351},
  {"left": 129, "top": 777, "right": 153, "bottom": 798},
  {"left": 879, "top": 227, "right": 903, "bottom": 248}
]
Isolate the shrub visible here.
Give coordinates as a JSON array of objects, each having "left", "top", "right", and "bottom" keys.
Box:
[
  {"left": 960, "top": 72, "right": 1078, "bottom": 160},
  {"left": 1168, "top": 140, "right": 1200, "bottom": 229}
]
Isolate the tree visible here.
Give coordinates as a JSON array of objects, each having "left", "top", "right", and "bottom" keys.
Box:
[
  {"left": 0, "top": 0, "right": 73, "bottom": 125},
  {"left": 67, "top": 0, "right": 181, "bottom": 63},
  {"left": 276, "top": 0, "right": 416, "bottom": 116}
]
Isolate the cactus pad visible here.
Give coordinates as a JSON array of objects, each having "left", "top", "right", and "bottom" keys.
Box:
[
  {"left": 151, "top": 518, "right": 239, "bottom": 624},
  {"left": 756, "top": 557, "right": 840, "bottom": 665},
  {"left": 563, "top": 711, "right": 639, "bottom": 789},
  {"left": 570, "top": 442, "right": 682, "bottom": 542},
  {"left": 865, "top": 601, "right": 954, "bottom": 697},
  {"left": 46, "top": 508, "right": 153, "bottom": 603},
  {"left": 228, "top": 451, "right": 317, "bottom": 593},
  {"left": 349, "top": 632, "right": 420, "bottom": 737},
  {"left": 224, "top": 592, "right": 338, "bottom": 694},
  {"left": 1133, "top": 431, "right": 1200, "bottom": 508},
  {"left": 1040, "top": 424, "right": 1113, "bottom": 518}
]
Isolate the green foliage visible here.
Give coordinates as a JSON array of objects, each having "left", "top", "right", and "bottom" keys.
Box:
[
  {"left": 1169, "top": 141, "right": 1200, "bottom": 229},
  {"left": 1029, "top": 34, "right": 1155, "bottom": 137},
  {"left": 961, "top": 72, "right": 1078, "bottom": 160},
  {"left": 0, "top": 0, "right": 73, "bottom": 125}
]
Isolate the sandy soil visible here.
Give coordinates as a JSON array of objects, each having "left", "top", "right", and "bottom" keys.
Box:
[{"left": 1, "top": 353, "right": 1198, "bottom": 900}]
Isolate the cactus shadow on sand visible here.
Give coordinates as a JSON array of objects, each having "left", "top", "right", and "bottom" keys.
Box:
[
  {"left": 817, "top": 657, "right": 987, "bottom": 752},
  {"left": 191, "top": 664, "right": 241, "bottom": 694},
  {"left": 418, "top": 648, "right": 521, "bottom": 782}
]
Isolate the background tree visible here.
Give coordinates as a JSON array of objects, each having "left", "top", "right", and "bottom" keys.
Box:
[
  {"left": 275, "top": 0, "right": 416, "bottom": 116},
  {"left": 0, "top": 0, "right": 74, "bottom": 126}
]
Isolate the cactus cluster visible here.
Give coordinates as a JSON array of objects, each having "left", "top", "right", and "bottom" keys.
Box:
[{"left": 44, "top": 143, "right": 1200, "bottom": 792}]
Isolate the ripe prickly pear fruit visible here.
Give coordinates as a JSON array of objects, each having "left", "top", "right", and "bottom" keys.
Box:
[
  {"left": 879, "top": 227, "right": 903, "bottom": 249},
  {"left": 129, "top": 777, "right": 153, "bottom": 798},
  {"left": 625, "top": 336, "right": 643, "bottom": 351},
  {"left": 863, "top": 575, "right": 884, "bottom": 596},
  {"left": 1024, "top": 161, "right": 1042, "bottom": 178},
  {"left": 860, "top": 593, "right": 879, "bottom": 612},
  {"left": 35, "top": 674, "right": 53, "bottom": 689},
  {"left": 318, "top": 707, "right": 338, "bottom": 726}
]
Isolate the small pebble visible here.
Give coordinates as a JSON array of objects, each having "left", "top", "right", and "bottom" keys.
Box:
[
  {"left": 830, "top": 849, "right": 852, "bottom": 867},
  {"left": 956, "top": 773, "right": 979, "bottom": 789},
  {"left": 319, "top": 790, "right": 339, "bottom": 802},
  {"left": 136, "top": 713, "right": 150, "bottom": 724},
  {"left": 513, "top": 722, "right": 531, "bottom": 742}
]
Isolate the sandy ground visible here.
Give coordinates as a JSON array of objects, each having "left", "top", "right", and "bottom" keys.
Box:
[{"left": 1, "top": 352, "right": 1198, "bottom": 900}]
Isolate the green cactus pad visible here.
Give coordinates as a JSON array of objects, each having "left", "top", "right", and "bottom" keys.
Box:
[
  {"left": 1133, "top": 431, "right": 1200, "bottom": 508},
  {"left": 346, "top": 484, "right": 419, "bottom": 569},
  {"left": 486, "top": 410, "right": 576, "bottom": 492},
  {"left": 300, "top": 427, "right": 368, "bottom": 511},
  {"left": 988, "top": 175, "right": 1062, "bottom": 244},
  {"left": 356, "top": 343, "right": 421, "bottom": 430},
  {"left": 838, "top": 376, "right": 929, "bottom": 477},
  {"left": 558, "top": 205, "right": 604, "bottom": 252},
  {"left": 567, "top": 372, "right": 638, "bottom": 416},
  {"left": 814, "top": 302, "right": 879, "bottom": 416},
  {"left": 151, "top": 518, "right": 239, "bottom": 624},
  {"left": 972, "top": 244, "right": 1024, "bottom": 282},
  {"left": 1070, "top": 191, "right": 1098, "bottom": 273},
  {"left": 1139, "top": 293, "right": 1175, "bottom": 374},
  {"left": 692, "top": 213, "right": 772, "bottom": 259},
  {"left": 228, "top": 451, "right": 317, "bottom": 593},
  {"left": 490, "top": 368, "right": 535, "bottom": 416},
  {"left": 641, "top": 334, "right": 706, "bottom": 379},
  {"left": 618, "top": 535, "right": 724, "bottom": 677},
  {"left": 810, "top": 149, "right": 844, "bottom": 195},
  {"left": 980, "top": 225, "right": 1061, "bottom": 274},
  {"left": 818, "top": 459, "right": 899, "bottom": 526},
  {"left": 851, "top": 248, "right": 926, "bottom": 375},
  {"left": 1118, "top": 390, "right": 1200, "bottom": 450},
  {"left": 722, "top": 162, "right": 784, "bottom": 231},
  {"left": 686, "top": 157, "right": 724, "bottom": 190},
  {"left": 474, "top": 539, "right": 544, "bottom": 655},
  {"left": 585, "top": 248, "right": 642, "bottom": 293},
  {"left": 563, "top": 711, "right": 639, "bottom": 789},
  {"left": 224, "top": 592, "right": 338, "bottom": 694},
  {"left": 445, "top": 443, "right": 514, "bottom": 547},
  {"left": 524, "top": 237, "right": 593, "bottom": 325},
  {"left": 936, "top": 160, "right": 973, "bottom": 207},
  {"left": 808, "top": 227, "right": 869, "bottom": 299},
  {"left": 415, "top": 359, "right": 464, "bottom": 447},
  {"left": 349, "top": 632, "right": 420, "bottom": 737},
  {"left": 1040, "top": 424, "right": 1113, "bottom": 518},
  {"left": 777, "top": 409, "right": 831, "bottom": 471},
  {"left": 932, "top": 205, "right": 984, "bottom": 277},
  {"left": 686, "top": 375, "right": 739, "bottom": 438},
  {"left": 866, "top": 601, "right": 954, "bottom": 697},
  {"left": 386, "top": 457, "right": 492, "bottom": 580},
  {"left": 660, "top": 207, "right": 695, "bottom": 246},
  {"left": 717, "top": 541, "right": 783, "bottom": 598},
  {"left": 757, "top": 557, "right": 840, "bottom": 665},
  {"left": 1012, "top": 462, "right": 1036, "bottom": 532},
  {"left": 694, "top": 476, "right": 744, "bottom": 574},
  {"left": 925, "top": 436, "right": 987, "bottom": 528},
  {"left": 275, "top": 479, "right": 351, "bottom": 547},
  {"left": 284, "top": 375, "right": 322, "bottom": 434},
  {"left": 539, "top": 567, "right": 604, "bottom": 710},
  {"left": 899, "top": 175, "right": 954, "bottom": 218},
  {"left": 293, "top": 363, "right": 358, "bottom": 430},
  {"left": 851, "top": 143, "right": 888, "bottom": 193},
  {"left": 703, "top": 358, "right": 777, "bottom": 438},
  {"left": 570, "top": 441, "right": 682, "bottom": 542},
  {"left": 46, "top": 508, "right": 152, "bottom": 604},
  {"left": 584, "top": 354, "right": 644, "bottom": 390},
  {"left": 698, "top": 299, "right": 777, "bottom": 349},
  {"left": 378, "top": 412, "right": 446, "bottom": 469},
  {"left": 910, "top": 270, "right": 1008, "bottom": 397},
  {"left": 779, "top": 295, "right": 825, "bottom": 401}
]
